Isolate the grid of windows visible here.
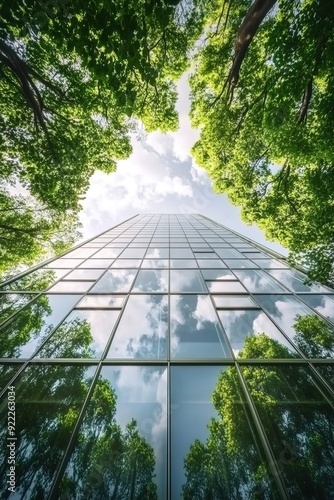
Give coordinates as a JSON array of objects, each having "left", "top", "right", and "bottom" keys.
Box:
[{"left": 0, "top": 214, "right": 334, "bottom": 499}]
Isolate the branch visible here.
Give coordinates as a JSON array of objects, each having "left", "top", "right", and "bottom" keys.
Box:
[
  {"left": 297, "top": 77, "right": 313, "bottom": 124},
  {"left": 225, "top": 0, "right": 278, "bottom": 101}
]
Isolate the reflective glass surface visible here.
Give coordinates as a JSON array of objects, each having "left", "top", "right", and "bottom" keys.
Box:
[
  {"left": 213, "top": 296, "right": 258, "bottom": 309},
  {"left": 206, "top": 281, "right": 247, "bottom": 293},
  {"left": 92, "top": 248, "right": 122, "bottom": 259},
  {"left": 60, "top": 366, "right": 167, "bottom": 499},
  {"left": 299, "top": 295, "right": 334, "bottom": 323},
  {"left": 196, "top": 259, "right": 226, "bottom": 268},
  {"left": 0, "top": 293, "right": 36, "bottom": 325},
  {"left": 132, "top": 270, "right": 168, "bottom": 292},
  {"left": 170, "top": 248, "right": 193, "bottom": 259},
  {"left": 251, "top": 259, "right": 289, "bottom": 269},
  {"left": 218, "top": 309, "right": 299, "bottom": 358},
  {"left": 0, "top": 268, "right": 67, "bottom": 292},
  {"left": 170, "top": 295, "right": 231, "bottom": 358},
  {"left": 89, "top": 270, "right": 137, "bottom": 293},
  {"left": 36, "top": 309, "right": 120, "bottom": 358},
  {"left": 170, "top": 259, "right": 198, "bottom": 268},
  {"left": 233, "top": 269, "right": 288, "bottom": 293},
  {"left": 224, "top": 259, "right": 259, "bottom": 269},
  {"left": 63, "top": 269, "right": 104, "bottom": 281},
  {"left": 107, "top": 295, "right": 168, "bottom": 359},
  {"left": 141, "top": 259, "right": 169, "bottom": 269},
  {"left": 171, "top": 366, "right": 277, "bottom": 499},
  {"left": 111, "top": 259, "right": 142, "bottom": 268},
  {"left": 0, "top": 294, "right": 81, "bottom": 358},
  {"left": 146, "top": 247, "right": 169, "bottom": 258},
  {"left": 201, "top": 269, "right": 236, "bottom": 280},
  {"left": 46, "top": 259, "right": 84, "bottom": 269},
  {"left": 64, "top": 247, "right": 98, "bottom": 259},
  {"left": 78, "top": 259, "right": 113, "bottom": 268},
  {"left": 0, "top": 365, "right": 95, "bottom": 497},
  {"left": 215, "top": 248, "right": 244, "bottom": 259},
  {"left": 170, "top": 270, "right": 207, "bottom": 293},
  {"left": 267, "top": 269, "right": 330, "bottom": 293},
  {"left": 0, "top": 364, "right": 21, "bottom": 392},
  {"left": 76, "top": 295, "right": 125, "bottom": 309},
  {"left": 119, "top": 248, "right": 146, "bottom": 258},
  {"left": 255, "top": 294, "right": 334, "bottom": 358},
  {"left": 48, "top": 281, "right": 94, "bottom": 293},
  {"left": 241, "top": 364, "right": 334, "bottom": 497}
]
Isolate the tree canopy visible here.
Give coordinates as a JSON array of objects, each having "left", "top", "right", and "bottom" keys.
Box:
[{"left": 189, "top": 0, "right": 334, "bottom": 286}]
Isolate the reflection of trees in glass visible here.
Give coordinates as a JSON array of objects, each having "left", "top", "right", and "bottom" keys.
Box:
[
  {"left": 0, "top": 294, "right": 50, "bottom": 357},
  {"left": 60, "top": 377, "right": 157, "bottom": 499},
  {"left": 36, "top": 317, "right": 94, "bottom": 358},
  {"left": 0, "top": 268, "right": 58, "bottom": 292},
  {"left": 0, "top": 365, "right": 95, "bottom": 497},
  {"left": 293, "top": 314, "right": 334, "bottom": 358},
  {"left": 182, "top": 360, "right": 274, "bottom": 499},
  {"left": 182, "top": 330, "right": 334, "bottom": 498}
]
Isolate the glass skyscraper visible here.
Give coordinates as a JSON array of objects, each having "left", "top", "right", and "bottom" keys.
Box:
[{"left": 0, "top": 213, "right": 334, "bottom": 499}]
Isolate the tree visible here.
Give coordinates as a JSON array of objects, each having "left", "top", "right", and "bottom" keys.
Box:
[
  {"left": 0, "top": 188, "right": 80, "bottom": 275},
  {"left": 0, "top": 0, "right": 204, "bottom": 212},
  {"left": 189, "top": 0, "right": 334, "bottom": 285}
]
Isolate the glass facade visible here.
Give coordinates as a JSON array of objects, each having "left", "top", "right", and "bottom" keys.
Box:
[{"left": 1, "top": 213, "right": 334, "bottom": 499}]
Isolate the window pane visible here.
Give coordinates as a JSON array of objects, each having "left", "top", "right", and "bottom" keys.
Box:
[
  {"left": 171, "top": 366, "right": 277, "bottom": 499},
  {"left": 132, "top": 270, "right": 168, "bottom": 292},
  {"left": 218, "top": 310, "right": 299, "bottom": 358},
  {"left": 252, "top": 259, "right": 289, "bottom": 269},
  {"left": 255, "top": 294, "right": 334, "bottom": 359},
  {"left": 0, "top": 294, "right": 81, "bottom": 358},
  {"left": 76, "top": 295, "right": 125, "bottom": 309},
  {"left": 111, "top": 259, "right": 142, "bottom": 268},
  {"left": 215, "top": 248, "right": 244, "bottom": 259},
  {"left": 299, "top": 295, "right": 334, "bottom": 324},
  {"left": 170, "top": 248, "right": 193, "bottom": 258},
  {"left": 170, "top": 259, "right": 198, "bottom": 269},
  {"left": 224, "top": 259, "right": 259, "bottom": 269},
  {"left": 60, "top": 365, "right": 167, "bottom": 499},
  {"left": 107, "top": 295, "right": 168, "bottom": 359},
  {"left": 170, "top": 295, "right": 231, "bottom": 359},
  {"left": 64, "top": 248, "right": 98, "bottom": 259},
  {"left": 145, "top": 247, "right": 169, "bottom": 259},
  {"left": 241, "top": 364, "right": 334, "bottom": 497},
  {"left": 206, "top": 281, "right": 247, "bottom": 293},
  {"left": 63, "top": 269, "right": 104, "bottom": 281},
  {"left": 233, "top": 270, "right": 288, "bottom": 293},
  {"left": 36, "top": 309, "right": 120, "bottom": 358},
  {"left": 92, "top": 248, "right": 122, "bottom": 259},
  {"left": 0, "top": 364, "right": 95, "bottom": 497},
  {"left": 0, "top": 293, "right": 36, "bottom": 325},
  {"left": 141, "top": 259, "right": 169, "bottom": 269},
  {"left": 78, "top": 259, "right": 113, "bottom": 269},
  {"left": 170, "top": 270, "right": 207, "bottom": 293},
  {"left": 89, "top": 270, "right": 137, "bottom": 293},
  {"left": 119, "top": 248, "right": 146, "bottom": 258},
  {"left": 193, "top": 252, "right": 217, "bottom": 259},
  {"left": 267, "top": 269, "right": 330, "bottom": 293},
  {"left": 48, "top": 281, "right": 94, "bottom": 293},
  {"left": 196, "top": 259, "right": 227, "bottom": 269},
  {"left": 46, "top": 259, "right": 84, "bottom": 269},
  {"left": 1, "top": 269, "right": 67, "bottom": 292},
  {"left": 213, "top": 296, "right": 258, "bottom": 309},
  {"left": 201, "top": 269, "right": 236, "bottom": 280}
]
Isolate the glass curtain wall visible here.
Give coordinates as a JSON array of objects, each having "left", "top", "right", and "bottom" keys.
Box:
[{"left": 0, "top": 214, "right": 334, "bottom": 499}]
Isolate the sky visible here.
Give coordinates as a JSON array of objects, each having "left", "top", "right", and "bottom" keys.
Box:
[{"left": 79, "top": 72, "right": 288, "bottom": 257}]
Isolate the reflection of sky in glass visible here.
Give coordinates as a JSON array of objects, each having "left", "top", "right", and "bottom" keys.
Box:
[
  {"left": 133, "top": 270, "right": 168, "bottom": 292},
  {"left": 299, "top": 295, "right": 334, "bottom": 324},
  {"left": 215, "top": 248, "right": 244, "bottom": 259},
  {"left": 170, "top": 248, "right": 193, "bottom": 259},
  {"left": 201, "top": 269, "right": 236, "bottom": 280},
  {"left": 63, "top": 247, "right": 98, "bottom": 259},
  {"left": 224, "top": 259, "right": 259, "bottom": 269},
  {"left": 213, "top": 296, "right": 258, "bottom": 308},
  {"left": 1, "top": 269, "right": 67, "bottom": 291},
  {"left": 3, "top": 294, "right": 81, "bottom": 358},
  {"left": 48, "top": 281, "right": 94, "bottom": 293},
  {"left": 78, "top": 259, "right": 113, "bottom": 268},
  {"left": 146, "top": 247, "right": 169, "bottom": 258},
  {"left": 170, "top": 270, "right": 207, "bottom": 293},
  {"left": 141, "top": 259, "right": 169, "bottom": 268},
  {"left": 267, "top": 269, "right": 330, "bottom": 293},
  {"left": 107, "top": 295, "right": 168, "bottom": 359},
  {"left": 251, "top": 259, "right": 288, "bottom": 268},
  {"left": 111, "top": 259, "right": 142, "bottom": 268},
  {"left": 196, "top": 259, "right": 226, "bottom": 269},
  {"left": 36, "top": 309, "right": 120, "bottom": 358},
  {"left": 46, "top": 259, "right": 84, "bottom": 268},
  {"left": 218, "top": 309, "right": 298, "bottom": 358},
  {"left": 171, "top": 366, "right": 224, "bottom": 498},
  {"left": 89, "top": 269, "right": 137, "bottom": 293},
  {"left": 207, "top": 281, "right": 247, "bottom": 293},
  {"left": 170, "top": 295, "right": 231, "bottom": 358},
  {"left": 119, "top": 247, "right": 146, "bottom": 258},
  {"left": 97, "top": 366, "right": 167, "bottom": 499},
  {"left": 63, "top": 269, "right": 104, "bottom": 280},
  {"left": 233, "top": 270, "right": 288, "bottom": 293},
  {"left": 92, "top": 248, "right": 122, "bottom": 259},
  {"left": 76, "top": 295, "right": 125, "bottom": 308},
  {"left": 170, "top": 259, "right": 198, "bottom": 268}
]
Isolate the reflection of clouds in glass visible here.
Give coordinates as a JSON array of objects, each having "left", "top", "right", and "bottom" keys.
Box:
[
  {"left": 133, "top": 270, "right": 168, "bottom": 292},
  {"left": 103, "top": 366, "right": 167, "bottom": 499},
  {"left": 90, "top": 269, "right": 136, "bottom": 293},
  {"left": 107, "top": 295, "right": 167, "bottom": 358},
  {"left": 192, "top": 295, "right": 218, "bottom": 330},
  {"left": 170, "top": 270, "right": 207, "bottom": 293},
  {"left": 313, "top": 296, "right": 334, "bottom": 322}
]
